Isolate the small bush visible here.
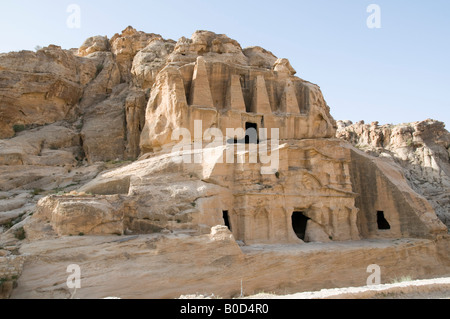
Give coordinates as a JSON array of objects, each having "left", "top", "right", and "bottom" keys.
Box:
[
  {"left": 78, "top": 232, "right": 85, "bottom": 236},
  {"left": 391, "top": 276, "right": 413, "bottom": 284},
  {"left": 4, "top": 221, "right": 14, "bottom": 230},
  {"left": 14, "top": 227, "right": 26, "bottom": 241},
  {"left": 275, "top": 172, "right": 280, "bottom": 179},
  {"left": 13, "top": 124, "right": 26, "bottom": 133},
  {"left": 406, "top": 139, "right": 414, "bottom": 147},
  {"left": 52, "top": 187, "right": 65, "bottom": 195},
  {"left": 32, "top": 188, "right": 43, "bottom": 196}
]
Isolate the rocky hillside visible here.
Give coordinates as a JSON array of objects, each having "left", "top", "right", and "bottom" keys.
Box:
[
  {"left": 1, "top": 26, "right": 449, "bottom": 299},
  {"left": 0, "top": 26, "right": 335, "bottom": 242},
  {"left": 0, "top": 26, "right": 288, "bottom": 234},
  {"left": 337, "top": 119, "right": 450, "bottom": 228},
  {"left": 0, "top": 27, "right": 334, "bottom": 298},
  {"left": 0, "top": 27, "right": 157, "bottom": 243}
]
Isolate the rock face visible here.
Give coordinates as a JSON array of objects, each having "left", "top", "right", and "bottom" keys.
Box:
[
  {"left": 337, "top": 120, "right": 450, "bottom": 229},
  {"left": 0, "top": 27, "right": 152, "bottom": 162},
  {"left": 0, "top": 27, "right": 449, "bottom": 299},
  {"left": 110, "top": 26, "right": 164, "bottom": 83},
  {"left": 139, "top": 51, "right": 336, "bottom": 153},
  {"left": 21, "top": 29, "right": 444, "bottom": 245},
  {"left": 0, "top": 46, "right": 89, "bottom": 139}
]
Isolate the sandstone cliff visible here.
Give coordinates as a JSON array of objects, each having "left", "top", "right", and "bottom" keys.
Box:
[
  {"left": 337, "top": 119, "right": 450, "bottom": 228},
  {"left": 0, "top": 27, "right": 448, "bottom": 299}
]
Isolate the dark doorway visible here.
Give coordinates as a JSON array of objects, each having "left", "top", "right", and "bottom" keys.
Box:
[
  {"left": 292, "top": 212, "right": 310, "bottom": 241},
  {"left": 223, "top": 211, "right": 232, "bottom": 231},
  {"left": 377, "top": 211, "right": 391, "bottom": 230},
  {"left": 245, "top": 122, "right": 258, "bottom": 144},
  {"left": 226, "top": 122, "right": 259, "bottom": 144}
]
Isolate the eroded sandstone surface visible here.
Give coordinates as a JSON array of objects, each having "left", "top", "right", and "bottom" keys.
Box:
[
  {"left": 0, "top": 27, "right": 448, "bottom": 299},
  {"left": 337, "top": 120, "right": 450, "bottom": 228}
]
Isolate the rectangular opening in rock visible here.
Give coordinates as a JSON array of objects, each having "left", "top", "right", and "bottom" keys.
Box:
[
  {"left": 245, "top": 122, "right": 258, "bottom": 144},
  {"left": 223, "top": 210, "right": 231, "bottom": 231},
  {"left": 292, "top": 211, "right": 310, "bottom": 241},
  {"left": 377, "top": 211, "right": 391, "bottom": 230}
]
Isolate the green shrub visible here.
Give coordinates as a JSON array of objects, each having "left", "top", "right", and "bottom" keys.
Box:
[
  {"left": 406, "top": 139, "right": 414, "bottom": 147},
  {"left": 32, "top": 188, "right": 43, "bottom": 196},
  {"left": 13, "top": 124, "right": 26, "bottom": 133},
  {"left": 4, "top": 221, "right": 14, "bottom": 230}
]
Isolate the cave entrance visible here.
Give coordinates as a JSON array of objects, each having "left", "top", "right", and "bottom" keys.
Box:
[
  {"left": 245, "top": 122, "right": 258, "bottom": 144},
  {"left": 226, "top": 122, "right": 259, "bottom": 144},
  {"left": 292, "top": 211, "right": 310, "bottom": 241},
  {"left": 377, "top": 211, "right": 391, "bottom": 230},
  {"left": 223, "top": 211, "right": 232, "bottom": 231}
]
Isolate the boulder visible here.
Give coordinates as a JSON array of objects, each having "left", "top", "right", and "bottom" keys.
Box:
[
  {"left": 273, "top": 58, "right": 296, "bottom": 76},
  {"left": 169, "top": 31, "right": 248, "bottom": 65},
  {"left": 243, "top": 46, "right": 278, "bottom": 69},
  {"left": 131, "top": 39, "right": 175, "bottom": 89},
  {"left": 304, "top": 220, "right": 332, "bottom": 243},
  {"left": 32, "top": 196, "right": 123, "bottom": 236},
  {"left": 110, "top": 26, "right": 162, "bottom": 82},
  {"left": 78, "top": 36, "right": 110, "bottom": 57}
]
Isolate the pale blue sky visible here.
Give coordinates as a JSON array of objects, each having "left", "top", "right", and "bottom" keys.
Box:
[{"left": 1, "top": 0, "right": 449, "bottom": 128}]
